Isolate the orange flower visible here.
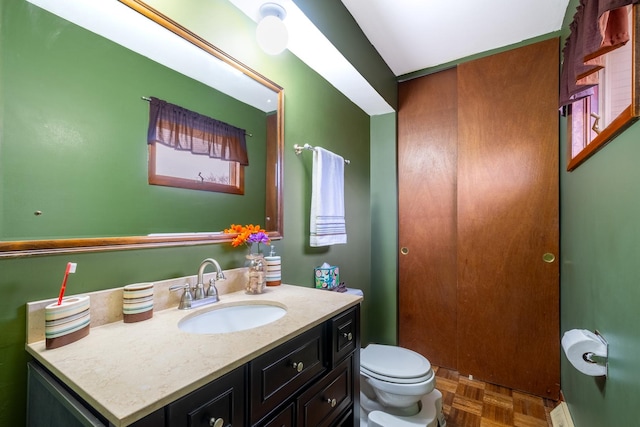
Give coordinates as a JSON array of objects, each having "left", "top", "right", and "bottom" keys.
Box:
[{"left": 224, "top": 224, "right": 270, "bottom": 248}]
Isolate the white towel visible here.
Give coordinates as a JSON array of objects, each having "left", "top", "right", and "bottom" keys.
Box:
[{"left": 310, "top": 147, "right": 347, "bottom": 247}]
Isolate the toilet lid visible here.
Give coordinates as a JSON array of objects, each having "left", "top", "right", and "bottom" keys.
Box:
[{"left": 361, "top": 344, "right": 432, "bottom": 380}]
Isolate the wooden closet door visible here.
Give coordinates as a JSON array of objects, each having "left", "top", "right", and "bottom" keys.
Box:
[
  {"left": 456, "top": 38, "right": 559, "bottom": 398},
  {"left": 398, "top": 68, "right": 458, "bottom": 369}
]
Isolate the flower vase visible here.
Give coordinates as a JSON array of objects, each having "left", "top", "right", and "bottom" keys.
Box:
[{"left": 245, "top": 252, "right": 266, "bottom": 294}]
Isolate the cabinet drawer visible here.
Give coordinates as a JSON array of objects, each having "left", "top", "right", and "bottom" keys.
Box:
[
  {"left": 297, "top": 357, "right": 352, "bottom": 427},
  {"left": 250, "top": 324, "right": 325, "bottom": 424},
  {"left": 328, "top": 306, "right": 358, "bottom": 367},
  {"left": 332, "top": 409, "right": 354, "bottom": 426},
  {"left": 261, "top": 402, "right": 295, "bottom": 427},
  {"left": 166, "top": 365, "right": 246, "bottom": 427}
]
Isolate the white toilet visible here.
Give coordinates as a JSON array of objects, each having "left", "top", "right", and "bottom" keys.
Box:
[
  {"left": 342, "top": 288, "right": 446, "bottom": 426},
  {"left": 359, "top": 344, "right": 446, "bottom": 427}
]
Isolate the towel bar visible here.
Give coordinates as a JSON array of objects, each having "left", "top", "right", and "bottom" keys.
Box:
[{"left": 293, "top": 144, "right": 350, "bottom": 164}]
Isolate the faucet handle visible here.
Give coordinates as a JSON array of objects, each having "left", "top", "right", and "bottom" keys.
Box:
[
  {"left": 169, "top": 283, "right": 193, "bottom": 310},
  {"left": 169, "top": 283, "right": 190, "bottom": 292},
  {"left": 206, "top": 278, "right": 219, "bottom": 302},
  {"left": 194, "top": 283, "right": 206, "bottom": 300}
]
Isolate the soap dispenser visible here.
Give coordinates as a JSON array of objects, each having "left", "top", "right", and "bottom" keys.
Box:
[{"left": 265, "top": 246, "right": 281, "bottom": 286}]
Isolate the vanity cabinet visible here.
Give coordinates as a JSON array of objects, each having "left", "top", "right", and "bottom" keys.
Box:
[
  {"left": 252, "top": 305, "right": 360, "bottom": 427},
  {"left": 166, "top": 365, "right": 246, "bottom": 427},
  {"left": 27, "top": 305, "right": 360, "bottom": 427},
  {"left": 296, "top": 357, "right": 352, "bottom": 426},
  {"left": 250, "top": 324, "right": 326, "bottom": 424},
  {"left": 328, "top": 305, "right": 358, "bottom": 368},
  {"left": 261, "top": 403, "right": 295, "bottom": 427},
  {"left": 26, "top": 362, "right": 165, "bottom": 427}
]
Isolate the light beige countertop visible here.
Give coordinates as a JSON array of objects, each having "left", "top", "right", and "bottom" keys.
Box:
[{"left": 26, "top": 278, "right": 362, "bottom": 427}]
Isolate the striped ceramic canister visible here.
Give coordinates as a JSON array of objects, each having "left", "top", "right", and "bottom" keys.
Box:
[
  {"left": 45, "top": 295, "right": 91, "bottom": 349},
  {"left": 264, "top": 248, "right": 281, "bottom": 286},
  {"left": 123, "top": 283, "right": 154, "bottom": 323}
]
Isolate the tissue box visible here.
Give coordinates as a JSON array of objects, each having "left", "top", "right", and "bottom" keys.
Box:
[{"left": 314, "top": 266, "right": 339, "bottom": 289}]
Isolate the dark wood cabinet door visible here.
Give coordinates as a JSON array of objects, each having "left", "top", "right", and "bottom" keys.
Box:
[
  {"left": 250, "top": 325, "right": 325, "bottom": 425},
  {"left": 166, "top": 366, "right": 246, "bottom": 427},
  {"left": 296, "top": 357, "right": 352, "bottom": 427}
]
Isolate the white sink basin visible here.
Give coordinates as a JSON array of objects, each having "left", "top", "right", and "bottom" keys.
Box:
[{"left": 178, "top": 304, "right": 287, "bottom": 334}]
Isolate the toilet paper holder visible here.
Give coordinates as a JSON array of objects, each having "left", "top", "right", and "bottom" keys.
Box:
[
  {"left": 582, "top": 338, "right": 607, "bottom": 364},
  {"left": 562, "top": 329, "right": 608, "bottom": 377}
]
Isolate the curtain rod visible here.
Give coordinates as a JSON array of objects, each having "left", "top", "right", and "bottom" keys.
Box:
[
  {"left": 293, "top": 143, "right": 351, "bottom": 164},
  {"left": 141, "top": 96, "right": 252, "bottom": 137}
]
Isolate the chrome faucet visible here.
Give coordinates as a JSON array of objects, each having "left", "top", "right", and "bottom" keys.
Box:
[
  {"left": 195, "top": 258, "right": 226, "bottom": 303},
  {"left": 169, "top": 258, "right": 226, "bottom": 310}
]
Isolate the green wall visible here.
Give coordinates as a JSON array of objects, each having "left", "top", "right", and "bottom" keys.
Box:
[
  {"left": 291, "top": 0, "right": 399, "bottom": 346},
  {"left": 370, "top": 113, "right": 398, "bottom": 345},
  {"left": 0, "top": 0, "right": 391, "bottom": 424},
  {"left": 559, "top": 1, "right": 640, "bottom": 425},
  {"left": 560, "top": 117, "right": 640, "bottom": 426}
]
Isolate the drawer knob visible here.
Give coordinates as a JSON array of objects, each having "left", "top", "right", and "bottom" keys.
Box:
[
  {"left": 292, "top": 361, "right": 304, "bottom": 373},
  {"left": 209, "top": 418, "right": 224, "bottom": 427},
  {"left": 327, "top": 398, "right": 337, "bottom": 407},
  {"left": 343, "top": 332, "right": 353, "bottom": 341}
]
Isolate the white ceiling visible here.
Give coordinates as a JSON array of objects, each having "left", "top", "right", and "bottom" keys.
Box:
[
  {"left": 230, "top": 0, "right": 571, "bottom": 115},
  {"left": 31, "top": 0, "right": 573, "bottom": 117},
  {"left": 341, "top": 0, "right": 571, "bottom": 76},
  {"left": 229, "top": 0, "right": 396, "bottom": 115}
]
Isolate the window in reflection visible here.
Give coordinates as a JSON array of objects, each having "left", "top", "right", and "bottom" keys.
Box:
[{"left": 566, "top": 5, "right": 639, "bottom": 171}]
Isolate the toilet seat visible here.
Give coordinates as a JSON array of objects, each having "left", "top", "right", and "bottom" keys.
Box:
[
  {"left": 361, "top": 366, "right": 433, "bottom": 384},
  {"left": 361, "top": 344, "right": 433, "bottom": 384}
]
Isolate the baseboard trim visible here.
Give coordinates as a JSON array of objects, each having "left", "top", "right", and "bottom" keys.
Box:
[{"left": 551, "top": 401, "right": 575, "bottom": 427}]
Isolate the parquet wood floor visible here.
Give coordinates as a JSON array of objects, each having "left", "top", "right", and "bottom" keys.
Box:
[{"left": 433, "top": 366, "right": 556, "bottom": 427}]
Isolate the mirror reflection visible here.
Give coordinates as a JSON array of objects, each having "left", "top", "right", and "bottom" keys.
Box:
[
  {"left": 566, "top": 5, "right": 640, "bottom": 170},
  {"left": 1, "top": 0, "right": 283, "bottom": 256}
]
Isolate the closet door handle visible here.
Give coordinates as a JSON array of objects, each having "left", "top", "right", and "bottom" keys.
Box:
[
  {"left": 401, "top": 247, "right": 409, "bottom": 255},
  {"left": 542, "top": 253, "right": 556, "bottom": 263}
]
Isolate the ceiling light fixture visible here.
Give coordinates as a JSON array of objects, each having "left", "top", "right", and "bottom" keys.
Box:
[{"left": 256, "top": 3, "right": 288, "bottom": 55}]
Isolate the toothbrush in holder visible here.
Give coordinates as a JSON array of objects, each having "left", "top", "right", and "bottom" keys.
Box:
[{"left": 57, "top": 262, "right": 77, "bottom": 305}]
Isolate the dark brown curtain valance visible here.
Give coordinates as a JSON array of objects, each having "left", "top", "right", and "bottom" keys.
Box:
[
  {"left": 559, "top": 0, "right": 638, "bottom": 107},
  {"left": 147, "top": 97, "right": 249, "bottom": 166}
]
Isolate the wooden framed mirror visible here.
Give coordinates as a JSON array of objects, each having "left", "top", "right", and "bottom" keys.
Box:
[
  {"left": 567, "top": 4, "right": 640, "bottom": 171},
  {"left": 0, "top": 0, "right": 283, "bottom": 258}
]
